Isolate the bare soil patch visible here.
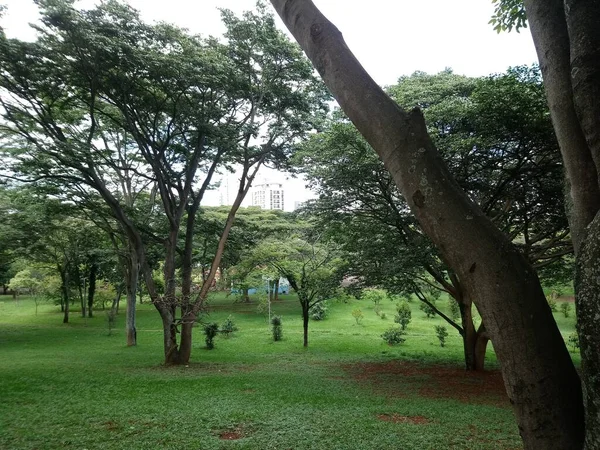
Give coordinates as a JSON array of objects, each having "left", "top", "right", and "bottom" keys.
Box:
[
  {"left": 342, "top": 360, "right": 509, "bottom": 407},
  {"left": 214, "top": 424, "right": 252, "bottom": 441}
]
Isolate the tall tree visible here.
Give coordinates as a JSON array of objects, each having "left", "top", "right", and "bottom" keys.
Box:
[
  {"left": 299, "top": 68, "right": 569, "bottom": 371},
  {"left": 492, "top": 0, "right": 600, "bottom": 446},
  {"left": 269, "top": 0, "right": 583, "bottom": 447}
]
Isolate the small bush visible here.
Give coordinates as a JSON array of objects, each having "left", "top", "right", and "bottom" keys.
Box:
[
  {"left": 448, "top": 298, "right": 460, "bottom": 320},
  {"left": 435, "top": 325, "right": 448, "bottom": 347},
  {"left": 271, "top": 315, "right": 283, "bottom": 341},
  {"left": 220, "top": 315, "right": 238, "bottom": 337},
  {"left": 203, "top": 323, "right": 220, "bottom": 349},
  {"left": 560, "top": 302, "right": 572, "bottom": 318},
  {"left": 380, "top": 312, "right": 387, "bottom": 320},
  {"left": 394, "top": 300, "right": 412, "bottom": 330},
  {"left": 381, "top": 327, "right": 406, "bottom": 345},
  {"left": 373, "top": 304, "right": 382, "bottom": 317},
  {"left": 362, "top": 288, "right": 387, "bottom": 306},
  {"left": 547, "top": 297, "right": 557, "bottom": 312},
  {"left": 420, "top": 301, "right": 437, "bottom": 318},
  {"left": 352, "top": 308, "right": 364, "bottom": 324},
  {"left": 309, "top": 302, "right": 328, "bottom": 321},
  {"left": 567, "top": 332, "right": 580, "bottom": 352}
]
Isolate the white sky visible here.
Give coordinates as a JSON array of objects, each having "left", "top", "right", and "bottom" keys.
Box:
[{"left": 1, "top": 0, "right": 538, "bottom": 210}]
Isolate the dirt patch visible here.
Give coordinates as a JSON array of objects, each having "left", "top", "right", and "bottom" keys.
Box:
[
  {"left": 219, "top": 430, "right": 243, "bottom": 440},
  {"left": 342, "top": 360, "right": 509, "bottom": 408},
  {"left": 215, "top": 424, "right": 251, "bottom": 441},
  {"left": 558, "top": 295, "right": 575, "bottom": 303},
  {"left": 377, "top": 413, "right": 429, "bottom": 424}
]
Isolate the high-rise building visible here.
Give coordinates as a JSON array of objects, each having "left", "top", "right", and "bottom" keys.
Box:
[{"left": 251, "top": 181, "right": 285, "bottom": 210}]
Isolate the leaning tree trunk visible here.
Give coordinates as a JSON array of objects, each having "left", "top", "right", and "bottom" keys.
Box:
[
  {"left": 474, "top": 323, "right": 490, "bottom": 372},
  {"left": 269, "top": 1, "right": 584, "bottom": 447}
]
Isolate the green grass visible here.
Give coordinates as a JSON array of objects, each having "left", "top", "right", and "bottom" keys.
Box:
[{"left": 0, "top": 293, "right": 580, "bottom": 449}]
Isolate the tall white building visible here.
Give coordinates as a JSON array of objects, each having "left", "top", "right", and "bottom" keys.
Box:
[{"left": 251, "top": 181, "right": 285, "bottom": 210}]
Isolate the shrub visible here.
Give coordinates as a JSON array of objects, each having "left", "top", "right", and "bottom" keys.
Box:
[
  {"left": 435, "top": 325, "right": 448, "bottom": 347},
  {"left": 394, "top": 300, "right": 412, "bottom": 330},
  {"left": 352, "top": 308, "right": 364, "bottom": 324},
  {"left": 420, "top": 300, "right": 437, "bottom": 318},
  {"left": 203, "top": 323, "right": 220, "bottom": 349},
  {"left": 362, "top": 288, "right": 387, "bottom": 306},
  {"left": 373, "top": 304, "right": 382, "bottom": 317},
  {"left": 567, "top": 332, "right": 580, "bottom": 352},
  {"left": 271, "top": 315, "right": 283, "bottom": 341},
  {"left": 380, "top": 312, "right": 387, "bottom": 320},
  {"left": 547, "top": 297, "right": 558, "bottom": 312},
  {"left": 381, "top": 327, "right": 406, "bottom": 345},
  {"left": 220, "top": 315, "right": 238, "bottom": 337},
  {"left": 560, "top": 302, "right": 572, "bottom": 318},
  {"left": 448, "top": 298, "right": 460, "bottom": 320},
  {"left": 309, "top": 302, "right": 328, "bottom": 320}
]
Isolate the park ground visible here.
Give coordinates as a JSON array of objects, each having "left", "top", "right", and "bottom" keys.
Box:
[{"left": 0, "top": 292, "right": 579, "bottom": 449}]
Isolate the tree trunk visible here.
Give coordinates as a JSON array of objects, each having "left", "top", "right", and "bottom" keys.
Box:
[
  {"left": 274, "top": 279, "right": 280, "bottom": 301},
  {"left": 125, "top": 252, "right": 138, "bottom": 346},
  {"left": 302, "top": 301, "right": 309, "bottom": 347},
  {"left": 161, "top": 308, "right": 182, "bottom": 365},
  {"left": 87, "top": 263, "right": 96, "bottom": 318},
  {"left": 474, "top": 323, "right": 490, "bottom": 372},
  {"left": 243, "top": 287, "right": 250, "bottom": 303},
  {"left": 61, "top": 268, "right": 69, "bottom": 324},
  {"left": 269, "top": 1, "right": 584, "bottom": 447},
  {"left": 460, "top": 302, "right": 478, "bottom": 371},
  {"left": 178, "top": 320, "right": 195, "bottom": 364},
  {"left": 524, "top": 0, "right": 600, "bottom": 447}
]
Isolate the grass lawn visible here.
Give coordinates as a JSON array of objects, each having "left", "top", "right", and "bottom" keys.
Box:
[{"left": 0, "top": 292, "right": 579, "bottom": 449}]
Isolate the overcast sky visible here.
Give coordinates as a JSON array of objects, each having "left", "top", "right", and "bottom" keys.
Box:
[{"left": 1, "top": 0, "right": 539, "bottom": 209}]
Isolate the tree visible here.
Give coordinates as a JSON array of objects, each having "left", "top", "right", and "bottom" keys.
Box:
[
  {"left": 243, "top": 236, "right": 346, "bottom": 347},
  {"left": 298, "top": 68, "right": 569, "bottom": 371},
  {"left": 269, "top": 0, "right": 582, "bottom": 447},
  {"left": 492, "top": 1, "right": 600, "bottom": 446},
  {"left": 0, "top": 1, "right": 327, "bottom": 363}
]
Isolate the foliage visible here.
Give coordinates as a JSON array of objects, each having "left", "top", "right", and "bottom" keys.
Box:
[
  {"left": 568, "top": 332, "right": 580, "bottom": 352},
  {"left": 420, "top": 300, "right": 437, "bottom": 319},
  {"left": 380, "top": 312, "right": 387, "bottom": 320},
  {"left": 204, "top": 323, "right": 220, "bottom": 350},
  {"left": 271, "top": 315, "right": 283, "bottom": 341},
  {"left": 435, "top": 325, "right": 449, "bottom": 347},
  {"left": 381, "top": 327, "right": 406, "bottom": 345},
  {"left": 489, "top": 0, "right": 527, "bottom": 33},
  {"left": 448, "top": 298, "right": 460, "bottom": 320},
  {"left": 547, "top": 297, "right": 558, "bottom": 313},
  {"left": 361, "top": 288, "right": 387, "bottom": 306},
  {"left": 560, "top": 302, "right": 572, "bottom": 318},
  {"left": 220, "top": 315, "right": 238, "bottom": 337},
  {"left": 351, "top": 308, "right": 364, "bottom": 325},
  {"left": 309, "top": 301, "right": 328, "bottom": 321},
  {"left": 394, "top": 300, "right": 412, "bottom": 330}
]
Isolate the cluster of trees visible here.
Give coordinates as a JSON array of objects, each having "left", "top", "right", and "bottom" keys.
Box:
[
  {"left": 0, "top": 0, "right": 328, "bottom": 363},
  {"left": 2, "top": 0, "right": 597, "bottom": 447}
]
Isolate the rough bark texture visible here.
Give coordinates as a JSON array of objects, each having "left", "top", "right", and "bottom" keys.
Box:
[
  {"left": 269, "top": 1, "right": 584, "bottom": 447},
  {"left": 524, "top": 0, "right": 600, "bottom": 447},
  {"left": 564, "top": 2, "right": 600, "bottom": 447},
  {"left": 301, "top": 301, "right": 309, "bottom": 347},
  {"left": 523, "top": 0, "right": 600, "bottom": 253},
  {"left": 125, "top": 251, "right": 138, "bottom": 347},
  {"left": 87, "top": 263, "right": 96, "bottom": 318},
  {"left": 575, "top": 214, "right": 600, "bottom": 450}
]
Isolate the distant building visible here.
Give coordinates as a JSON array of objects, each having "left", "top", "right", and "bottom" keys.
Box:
[{"left": 251, "top": 181, "right": 285, "bottom": 210}]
